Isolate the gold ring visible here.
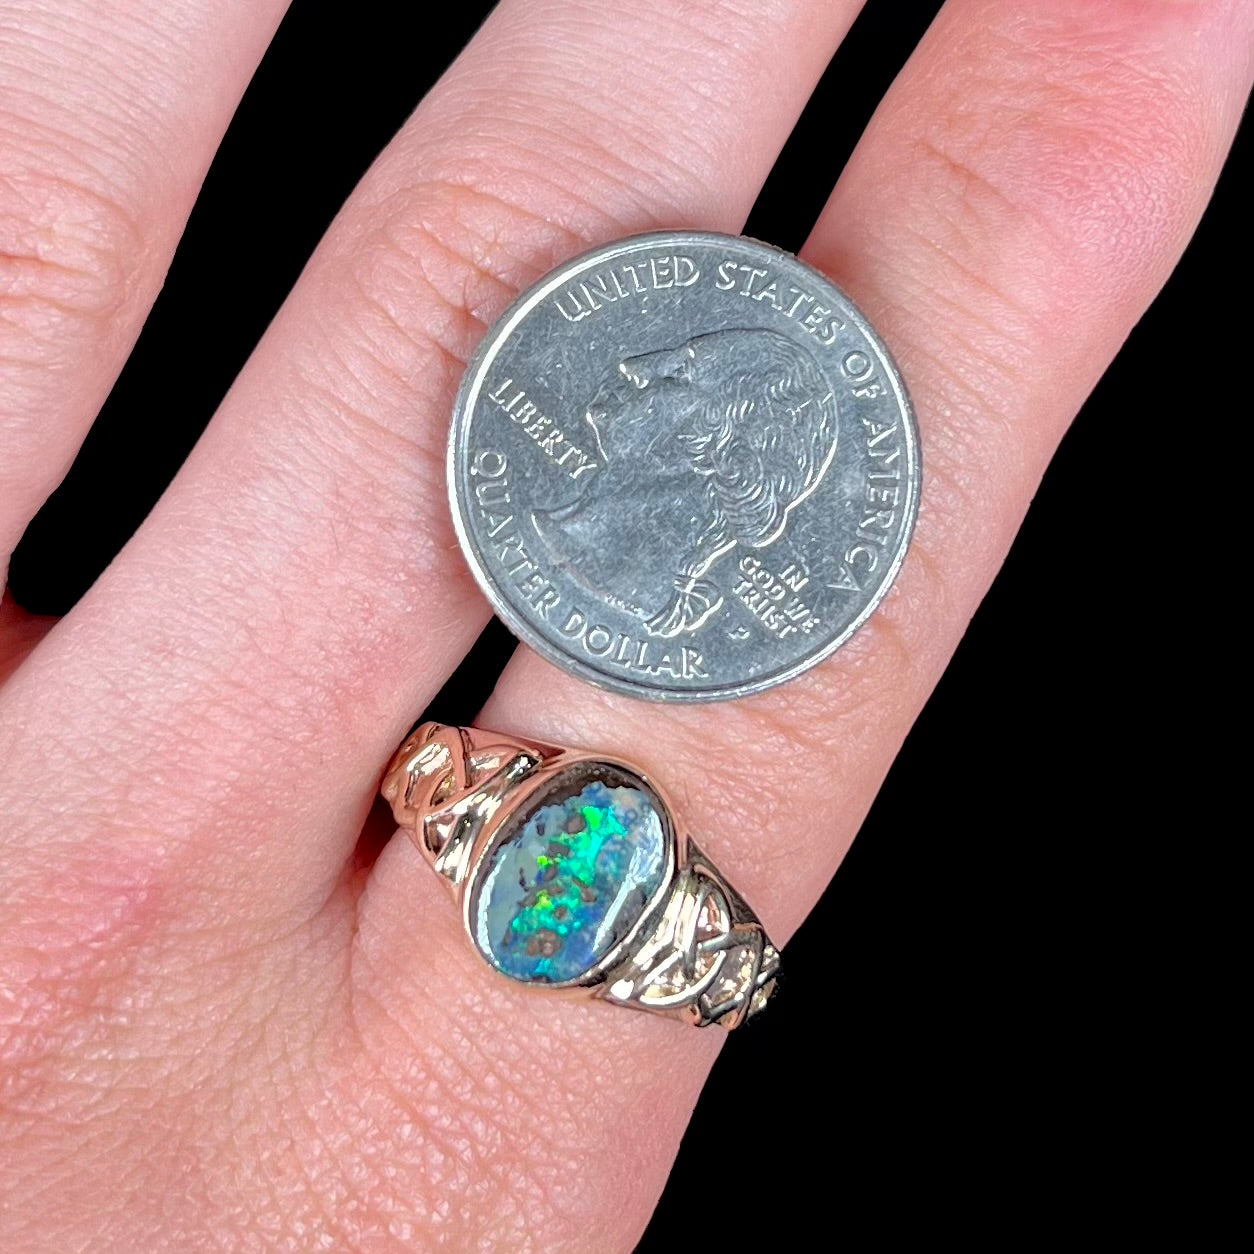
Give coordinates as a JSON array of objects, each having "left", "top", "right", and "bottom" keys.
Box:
[{"left": 381, "top": 722, "right": 778, "bottom": 1029}]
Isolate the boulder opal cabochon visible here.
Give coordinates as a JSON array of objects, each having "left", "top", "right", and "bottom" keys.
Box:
[{"left": 471, "top": 763, "right": 669, "bottom": 984}]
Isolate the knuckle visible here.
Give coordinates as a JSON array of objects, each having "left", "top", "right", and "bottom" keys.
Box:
[
  {"left": 843, "top": 16, "right": 1218, "bottom": 574},
  {"left": 0, "top": 160, "right": 147, "bottom": 345},
  {"left": 275, "top": 167, "right": 611, "bottom": 573},
  {"left": 299, "top": 174, "right": 586, "bottom": 477},
  {"left": 331, "top": 175, "right": 576, "bottom": 384},
  {"left": 901, "top": 14, "right": 1214, "bottom": 285}
]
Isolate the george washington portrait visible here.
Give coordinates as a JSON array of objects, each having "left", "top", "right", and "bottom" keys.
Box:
[{"left": 530, "top": 328, "right": 838, "bottom": 639}]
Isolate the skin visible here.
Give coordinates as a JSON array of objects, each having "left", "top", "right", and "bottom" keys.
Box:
[{"left": 0, "top": 0, "right": 1249, "bottom": 1249}]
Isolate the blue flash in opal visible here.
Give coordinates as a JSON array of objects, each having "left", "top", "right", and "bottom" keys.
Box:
[{"left": 472, "top": 766, "right": 667, "bottom": 983}]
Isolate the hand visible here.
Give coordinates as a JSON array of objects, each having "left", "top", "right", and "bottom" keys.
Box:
[{"left": 2, "top": 1, "right": 1248, "bottom": 1249}]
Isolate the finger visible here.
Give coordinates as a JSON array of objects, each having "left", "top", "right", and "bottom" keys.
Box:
[
  {"left": 356, "top": 1, "right": 1251, "bottom": 1247},
  {"left": 0, "top": 4, "right": 867, "bottom": 898},
  {"left": 0, "top": 0, "right": 291, "bottom": 583}
]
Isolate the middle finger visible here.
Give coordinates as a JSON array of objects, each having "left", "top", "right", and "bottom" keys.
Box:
[{"left": 0, "top": 0, "right": 866, "bottom": 915}]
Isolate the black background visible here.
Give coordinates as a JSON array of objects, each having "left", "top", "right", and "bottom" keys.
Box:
[{"left": 9, "top": 1, "right": 1243, "bottom": 1246}]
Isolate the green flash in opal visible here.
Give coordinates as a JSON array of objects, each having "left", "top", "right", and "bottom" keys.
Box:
[{"left": 471, "top": 766, "right": 667, "bottom": 983}]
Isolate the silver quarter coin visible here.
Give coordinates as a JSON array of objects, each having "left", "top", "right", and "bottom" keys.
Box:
[{"left": 448, "top": 231, "right": 920, "bottom": 702}]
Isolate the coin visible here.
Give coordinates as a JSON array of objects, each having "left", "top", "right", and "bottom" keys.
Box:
[{"left": 448, "top": 231, "right": 920, "bottom": 702}]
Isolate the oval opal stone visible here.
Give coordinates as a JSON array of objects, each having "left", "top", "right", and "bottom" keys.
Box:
[{"left": 471, "top": 764, "right": 668, "bottom": 984}]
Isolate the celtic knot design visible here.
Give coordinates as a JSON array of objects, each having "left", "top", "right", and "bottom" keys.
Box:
[
  {"left": 381, "top": 723, "right": 541, "bottom": 886},
  {"left": 605, "top": 843, "right": 778, "bottom": 1029}
]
